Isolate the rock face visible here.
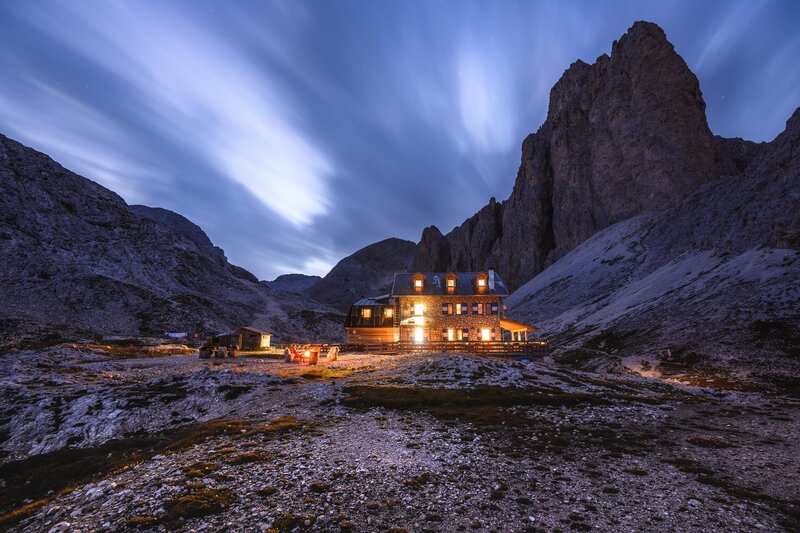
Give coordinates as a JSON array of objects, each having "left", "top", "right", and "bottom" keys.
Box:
[
  {"left": 506, "top": 107, "right": 800, "bottom": 368},
  {"left": 263, "top": 273, "right": 322, "bottom": 294},
  {"left": 0, "top": 134, "right": 344, "bottom": 344},
  {"left": 307, "top": 238, "right": 416, "bottom": 312},
  {"left": 413, "top": 21, "right": 763, "bottom": 290}
]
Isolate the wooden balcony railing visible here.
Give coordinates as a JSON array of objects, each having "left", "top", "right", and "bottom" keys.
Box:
[{"left": 342, "top": 340, "right": 549, "bottom": 356}]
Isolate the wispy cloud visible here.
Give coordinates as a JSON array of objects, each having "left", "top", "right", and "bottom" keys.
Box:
[
  {"left": 0, "top": 78, "right": 171, "bottom": 204},
  {"left": 20, "top": 2, "right": 332, "bottom": 227}
]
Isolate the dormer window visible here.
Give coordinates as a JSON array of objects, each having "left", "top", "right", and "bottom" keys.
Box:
[
  {"left": 477, "top": 278, "right": 485, "bottom": 287},
  {"left": 414, "top": 279, "right": 423, "bottom": 288},
  {"left": 445, "top": 273, "right": 458, "bottom": 293}
]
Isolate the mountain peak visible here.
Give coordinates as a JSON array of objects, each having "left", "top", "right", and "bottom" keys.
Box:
[{"left": 414, "top": 20, "right": 757, "bottom": 290}]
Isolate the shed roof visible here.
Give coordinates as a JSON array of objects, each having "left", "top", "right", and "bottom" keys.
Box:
[
  {"left": 391, "top": 271, "right": 509, "bottom": 296},
  {"left": 239, "top": 326, "right": 272, "bottom": 336}
]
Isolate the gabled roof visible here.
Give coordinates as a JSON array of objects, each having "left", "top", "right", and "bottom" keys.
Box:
[{"left": 390, "top": 271, "right": 509, "bottom": 297}]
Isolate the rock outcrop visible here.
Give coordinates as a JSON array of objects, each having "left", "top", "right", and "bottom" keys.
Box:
[
  {"left": 506, "top": 107, "right": 800, "bottom": 369},
  {"left": 413, "top": 21, "right": 763, "bottom": 290},
  {"left": 0, "top": 134, "right": 344, "bottom": 344},
  {"left": 307, "top": 238, "right": 416, "bottom": 312}
]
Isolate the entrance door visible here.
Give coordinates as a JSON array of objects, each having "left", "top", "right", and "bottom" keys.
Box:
[
  {"left": 481, "top": 328, "right": 491, "bottom": 341},
  {"left": 414, "top": 327, "right": 425, "bottom": 343}
]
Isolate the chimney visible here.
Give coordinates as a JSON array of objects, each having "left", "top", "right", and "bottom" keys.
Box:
[{"left": 488, "top": 268, "right": 495, "bottom": 290}]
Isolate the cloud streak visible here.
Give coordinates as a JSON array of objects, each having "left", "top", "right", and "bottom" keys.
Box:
[{"left": 0, "top": 0, "right": 797, "bottom": 279}]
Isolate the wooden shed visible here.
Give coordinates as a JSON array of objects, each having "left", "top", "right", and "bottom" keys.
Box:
[{"left": 215, "top": 326, "right": 272, "bottom": 350}]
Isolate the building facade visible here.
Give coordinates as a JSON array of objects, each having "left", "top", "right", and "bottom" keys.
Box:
[{"left": 345, "top": 270, "right": 535, "bottom": 345}]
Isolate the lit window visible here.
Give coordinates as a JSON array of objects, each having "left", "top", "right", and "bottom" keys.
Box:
[
  {"left": 414, "top": 303, "right": 425, "bottom": 316},
  {"left": 414, "top": 279, "right": 423, "bottom": 288},
  {"left": 384, "top": 308, "right": 393, "bottom": 318},
  {"left": 447, "top": 278, "right": 455, "bottom": 287},
  {"left": 481, "top": 328, "right": 491, "bottom": 341},
  {"left": 414, "top": 327, "right": 425, "bottom": 343},
  {"left": 478, "top": 278, "right": 486, "bottom": 287},
  {"left": 361, "top": 308, "right": 372, "bottom": 319},
  {"left": 455, "top": 303, "right": 461, "bottom": 315},
  {"left": 447, "top": 328, "right": 455, "bottom": 341}
]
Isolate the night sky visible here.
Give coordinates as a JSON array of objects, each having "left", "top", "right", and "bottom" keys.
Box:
[{"left": 1, "top": 1, "right": 798, "bottom": 280}]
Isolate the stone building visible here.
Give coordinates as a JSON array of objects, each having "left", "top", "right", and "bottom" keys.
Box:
[{"left": 345, "top": 270, "right": 536, "bottom": 346}]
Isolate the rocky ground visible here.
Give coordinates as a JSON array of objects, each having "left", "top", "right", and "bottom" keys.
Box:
[{"left": 1, "top": 347, "right": 798, "bottom": 532}]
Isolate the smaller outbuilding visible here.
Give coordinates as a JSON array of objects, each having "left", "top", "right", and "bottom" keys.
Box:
[{"left": 214, "top": 326, "right": 272, "bottom": 350}]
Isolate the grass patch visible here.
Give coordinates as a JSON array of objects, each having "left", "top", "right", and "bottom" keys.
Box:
[
  {"left": 252, "top": 415, "right": 301, "bottom": 434},
  {"left": 270, "top": 512, "right": 316, "bottom": 532},
  {"left": 82, "top": 342, "right": 196, "bottom": 359},
  {"left": 217, "top": 384, "right": 253, "bottom": 400},
  {"left": 163, "top": 488, "right": 235, "bottom": 522},
  {"left": 226, "top": 451, "right": 271, "bottom": 465},
  {"left": 343, "top": 385, "right": 612, "bottom": 412},
  {"left": 298, "top": 367, "right": 358, "bottom": 380},
  {"left": 182, "top": 461, "right": 221, "bottom": 478},
  {"left": 309, "top": 481, "right": 331, "bottom": 493},
  {"left": 126, "top": 514, "right": 160, "bottom": 528},
  {"left": 0, "top": 418, "right": 250, "bottom": 527}
]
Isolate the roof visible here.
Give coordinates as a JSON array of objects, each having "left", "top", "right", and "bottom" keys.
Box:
[
  {"left": 390, "top": 271, "right": 509, "bottom": 297},
  {"left": 239, "top": 326, "right": 272, "bottom": 336},
  {"left": 500, "top": 318, "right": 537, "bottom": 332},
  {"left": 352, "top": 294, "right": 393, "bottom": 307}
]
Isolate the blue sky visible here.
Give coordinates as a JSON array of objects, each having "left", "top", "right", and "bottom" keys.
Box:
[{"left": 1, "top": 0, "right": 798, "bottom": 280}]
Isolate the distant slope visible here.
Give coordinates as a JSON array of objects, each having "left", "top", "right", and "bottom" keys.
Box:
[
  {"left": 263, "top": 273, "right": 321, "bottom": 294},
  {"left": 307, "top": 238, "right": 416, "bottom": 312},
  {"left": 507, "top": 108, "right": 800, "bottom": 372},
  {"left": 0, "top": 134, "right": 344, "bottom": 345}
]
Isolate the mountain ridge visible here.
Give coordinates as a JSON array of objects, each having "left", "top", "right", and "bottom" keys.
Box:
[{"left": 0, "top": 133, "right": 344, "bottom": 345}]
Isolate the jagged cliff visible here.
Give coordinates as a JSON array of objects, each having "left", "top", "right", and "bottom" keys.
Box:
[
  {"left": 414, "top": 21, "right": 763, "bottom": 290},
  {"left": 507, "top": 107, "right": 800, "bottom": 369},
  {"left": 0, "top": 134, "right": 344, "bottom": 344}
]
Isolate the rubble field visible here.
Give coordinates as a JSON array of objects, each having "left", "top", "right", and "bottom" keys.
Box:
[{"left": 0, "top": 346, "right": 798, "bottom": 532}]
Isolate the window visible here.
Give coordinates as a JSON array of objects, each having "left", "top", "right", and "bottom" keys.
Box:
[
  {"left": 414, "top": 327, "right": 425, "bottom": 343},
  {"left": 384, "top": 308, "right": 393, "bottom": 318},
  {"left": 441, "top": 303, "right": 449, "bottom": 316},
  {"left": 490, "top": 303, "right": 498, "bottom": 315},
  {"left": 361, "top": 308, "right": 372, "bottom": 319},
  {"left": 462, "top": 328, "right": 470, "bottom": 341},
  {"left": 471, "top": 302, "right": 478, "bottom": 314},
  {"left": 447, "top": 278, "right": 455, "bottom": 288},
  {"left": 455, "top": 303, "right": 461, "bottom": 315},
  {"left": 461, "top": 303, "right": 468, "bottom": 315},
  {"left": 447, "top": 328, "right": 455, "bottom": 341},
  {"left": 414, "top": 303, "right": 425, "bottom": 316},
  {"left": 414, "top": 279, "right": 423, "bottom": 288},
  {"left": 481, "top": 328, "right": 491, "bottom": 341},
  {"left": 478, "top": 278, "right": 486, "bottom": 287}
]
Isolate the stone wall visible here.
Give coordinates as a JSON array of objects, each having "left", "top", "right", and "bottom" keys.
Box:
[{"left": 397, "top": 295, "right": 503, "bottom": 342}]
